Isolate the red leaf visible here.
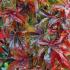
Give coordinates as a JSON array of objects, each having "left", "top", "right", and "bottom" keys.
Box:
[
  {"left": 55, "top": 51, "right": 70, "bottom": 69},
  {"left": 28, "top": 0, "right": 35, "bottom": 13},
  {"left": 0, "top": 48, "right": 4, "bottom": 53},
  {"left": 51, "top": 51, "right": 56, "bottom": 66},
  {"left": 10, "top": 12, "right": 27, "bottom": 23},
  {"left": 61, "top": 47, "right": 70, "bottom": 55},
  {"left": 50, "top": 51, "right": 57, "bottom": 70},
  {"left": 11, "top": 48, "right": 28, "bottom": 60},
  {"left": 5, "top": 10, "right": 27, "bottom": 23},
  {"left": 0, "top": 32, "right": 6, "bottom": 39},
  {"left": 38, "top": 0, "right": 47, "bottom": 5},
  {"left": 52, "top": 64, "right": 57, "bottom": 70}
]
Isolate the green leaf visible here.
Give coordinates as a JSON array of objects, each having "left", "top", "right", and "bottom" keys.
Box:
[
  {"left": 0, "top": 18, "right": 4, "bottom": 27},
  {"left": 1, "top": 0, "right": 16, "bottom": 10},
  {"left": 48, "top": 0, "right": 58, "bottom": 4}
]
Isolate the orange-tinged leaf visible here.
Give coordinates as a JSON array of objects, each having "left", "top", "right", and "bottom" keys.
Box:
[
  {"left": 64, "top": 40, "right": 70, "bottom": 48},
  {"left": 24, "top": 23, "right": 36, "bottom": 33}
]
